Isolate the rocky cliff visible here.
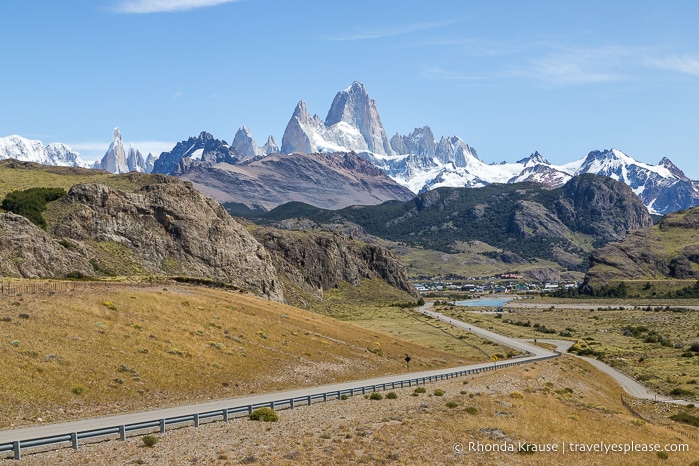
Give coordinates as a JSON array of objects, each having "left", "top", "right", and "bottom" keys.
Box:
[
  {"left": 47, "top": 178, "right": 283, "bottom": 301},
  {"left": 251, "top": 226, "right": 418, "bottom": 306},
  {"left": 0, "top": 213, "right": 94, "bottom": 278}
]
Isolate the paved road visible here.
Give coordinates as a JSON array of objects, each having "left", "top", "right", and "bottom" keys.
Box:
[{"left": 0, "top": 302, "right": 687, "bottom": 448}]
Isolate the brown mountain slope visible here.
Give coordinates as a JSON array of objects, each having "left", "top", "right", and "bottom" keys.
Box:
[
  {"left": 179, "top": 151, "right": 415, "bottom": 211},
  {"left": 584, "top": 207, "right": 699, "bottom": 289}
]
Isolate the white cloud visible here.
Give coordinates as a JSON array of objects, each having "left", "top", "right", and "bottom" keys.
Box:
[
  {"left": 647, "top": 55, "right": 699, "bottom": 77},
  {"left": 113, "top": 0, "right": 240, "bottom": 14}
]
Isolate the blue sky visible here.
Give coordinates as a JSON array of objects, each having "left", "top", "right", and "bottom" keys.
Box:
[{"left": 2, "top": 0, "right": 699, "bottom": 178}]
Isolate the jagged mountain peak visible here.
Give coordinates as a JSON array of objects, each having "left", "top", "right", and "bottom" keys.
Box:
[
  {"left": 517, "top": 151, "right": 549, "bottom": 165},
  {"left": 151, "top": 131, "right": 239, "bottom": 175},
  {"left": 659, "top": 157, "right": 687, "bottom": 179}
]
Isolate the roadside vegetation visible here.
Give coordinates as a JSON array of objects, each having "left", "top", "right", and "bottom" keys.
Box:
[{"left": 438, "top": 301, "right": 699, "bottom": 400}]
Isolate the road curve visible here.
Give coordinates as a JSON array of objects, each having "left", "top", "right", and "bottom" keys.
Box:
[{"left": 420, "top": 304, "right": 691, "bottom": 405}]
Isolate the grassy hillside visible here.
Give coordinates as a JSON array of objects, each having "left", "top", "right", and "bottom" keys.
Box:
[
  {"left": 0, "top": 281, "right": 475, "bottom": 429},
  {"left": 0, "top": 160, "right": 148, "bottom": 200}
]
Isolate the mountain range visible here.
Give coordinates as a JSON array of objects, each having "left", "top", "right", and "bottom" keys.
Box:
[
  {"left": 2, "top": 81, "right": 699, "bottom": 214},
  {"left": 250, "top": 174, "right": 653, "bottom": 278}
]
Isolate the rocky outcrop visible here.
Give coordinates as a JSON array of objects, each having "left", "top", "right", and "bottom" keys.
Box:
[
  {"left": 556, "top": 174, "right": 654, "bottom": 244},
  {"left": 583, "top": 207, "right": 699, "bottom": 289},
  {"left": 0, "top": 213, "right": 94, "bottom": 278},
  {"left": 252, "top": 227, "right": 418, "bottom": 305},
  {"left": 49, "top": 178, "right": 283, "bottom": 301}
]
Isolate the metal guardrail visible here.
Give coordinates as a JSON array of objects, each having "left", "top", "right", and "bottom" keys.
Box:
[{"left": 0, "top": 354, "right": 558, "bottom": 460}]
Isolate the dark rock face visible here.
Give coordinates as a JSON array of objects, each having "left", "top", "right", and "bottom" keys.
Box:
[
  {"left": 556, "top": 174, "right": 654, "bottom": 244},
  {"left": 151, "top": 132, "right": 239, "bottom": 175},
  {"left": 584, "top": 206, "right": 699, "bottom": 289},
  {"left": 252, "top": 227, "right": 418, "bottom": 305},
  {"left": 50, "top": 179, "right": 283, "bottom": 301}
]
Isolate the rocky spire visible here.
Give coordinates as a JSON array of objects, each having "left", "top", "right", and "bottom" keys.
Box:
[
  {"left": 232, "top": 125, "right": 264, "bottom": 159},
  {"left": 324, "top": 81, "right": 393, "bottom": 156},
  {"left": 99, "top": 128, "right": 129, "bottom": 174}
]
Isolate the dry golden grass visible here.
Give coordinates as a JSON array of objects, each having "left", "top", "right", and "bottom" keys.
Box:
[
  {"left": 15, "top": 357, "right": 699, "bottom": 465},
  {"left": 0, "top": 282, "right": 474, "bottom": 429},
  {"left": 310, "top": 280, "right": 516, "bottom": 361}
]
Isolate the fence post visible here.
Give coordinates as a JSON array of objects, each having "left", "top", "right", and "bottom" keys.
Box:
[
  {"left": 307, "top": 395, "right": 312, "bottom": 406},
  {"left": 194, "top": 413, "right": 199, "bottom": 428},
  {"left": 71, "top": 432, "right": 78, "bottom": 450},
  {"left": 223, "top": 410, "right": 229, "bottom": 422},
  {"left": 290, "top": 398, "right": 295, "bottom": 409},
  {"left": 160, "top": 419, "right": 166, "bottom": 433},
  {"left": 13, "top": 441, "right": 20, "bottom": 460},
  {"left": 119, "top": 425, "right": 125, "bottom": 441}
]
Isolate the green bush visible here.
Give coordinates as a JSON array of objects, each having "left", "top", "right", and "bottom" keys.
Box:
[
  {"left": 249, "top": 407, "right": 279, "bottom": 422},
  {"left": 446, "top": 401, "right": 459, "bottom": 409},
  {"left": 670, "top": 412, "right": 699, "bottom": 427},
  {"left": 1, "top": 187, "right": 66, "bottom": 229},
  {"left": 142, "top": 435, "right": 158, "bottom": 447},
  {"left": 385, "top": 391, "right": 398, "bottom": 399},
  {"left": 433, "top": 389, "right": 445, "bottom": 397},
  {"left": 369, "top": 392, "right": 383, "bottom": 400},
  {"left": 413, "top": 386, "right": 426, "bottom": 394},
  {"left": 340, "top": 394, "right": 349, "bottom": 400},
  {"left": 71, "top": 385, "right": 84, "bottom": 395},
  {"left": 464, "top": 406, "right": 479, "bottom": 415}
]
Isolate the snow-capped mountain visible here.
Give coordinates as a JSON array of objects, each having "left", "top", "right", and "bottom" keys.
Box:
[
  {"left": 0, "top": 135, "right": 91, "bottom": 167},
  {"left": 97, "top": 128, "right": 153, "bottom": 174},
  {"left": 281, "top": 81, "right": 393, "bottom": 155},
  {"left": 247, "top": 81, "right": 698, "bottom": 214},
  {"left": 571, "top": 149, "right": 699, "bottom": 214}
]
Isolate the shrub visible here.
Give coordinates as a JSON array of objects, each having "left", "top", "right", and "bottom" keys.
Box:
[
  {"left": 656, "top": 451, "right": 669, "bottom": 460},
  {"left": 340, "top": 394, "right": 349, "bottom": 400},
  {"left": 446, "top": 401, "right": 459, "bottom": 409},
  {"left": 386, "top": 391, "right": 398, "bottom": 399},
  {"left": 510, "top": 391, "right": 524, "bottom": 399},
  {"left": 464, "top": 406, "right": 478, "bottom": 415},
  {"left": 433, "top": 389, "right": 445, "bottom": 397},
  {"left": 71, "top": 385, "right": 84, "bottom": 395},
  {"left": 669, "top": 388, "right": 694, "bottom": 397},
  {"left": 413, "top": 386, "right": 426, "bottom": 394},
  {"left": 1, "top": 187, "right": 66, "bottom": 229},
  {"left": 369, "top": 392, "right": 383, "bottom": 400},
  {"left": 142, "top": 435, "right": 158, "bottom": 447},
  {"left": 249, "top": 407, "right": 279, "bottom": 422},
  {"left": 670, "top": 412, "right": 699, "bottom": 427}
]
